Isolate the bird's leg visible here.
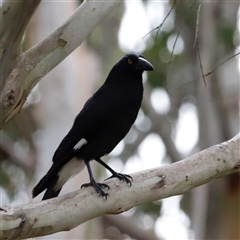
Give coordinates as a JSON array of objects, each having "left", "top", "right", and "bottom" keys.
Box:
[
  {"left": 81, "top": 160, "right": 109, "bottom": 199},
  {"left": 95, "top": 158, "right": 133, "bottom": 186}
]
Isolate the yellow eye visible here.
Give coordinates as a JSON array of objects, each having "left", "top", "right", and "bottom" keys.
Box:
[{"left": 128, "top": 59, "right": 133, "bottom": 64}]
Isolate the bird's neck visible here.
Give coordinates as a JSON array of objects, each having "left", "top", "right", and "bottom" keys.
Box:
[{"left": 105, "top": 69, "right": 143, "bottom": 86}]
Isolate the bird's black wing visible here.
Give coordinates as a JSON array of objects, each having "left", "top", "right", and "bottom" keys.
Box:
[
  {"left": 52, "top": 83, "right": 135, "bottom": 165},
  {"left": 32, "top": 83, "right": 130, "bottom": 198}
]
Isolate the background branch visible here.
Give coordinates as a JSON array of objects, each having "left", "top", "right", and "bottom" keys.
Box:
[
  {"left": 0, "top": 131, "right": 36, "bottom": 172},
  {"left": 102, "top": 215, "right": 160, "bottom": 240},
  {"left": 1, "top": 133, "right": 239, "bottom": 240}
]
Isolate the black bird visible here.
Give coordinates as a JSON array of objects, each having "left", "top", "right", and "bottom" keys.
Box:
[{"left": 32, "top": 54, "right": 154, "bottom": 200}]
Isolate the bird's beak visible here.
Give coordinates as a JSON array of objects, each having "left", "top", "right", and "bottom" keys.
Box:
[{"left": 137, "top": 56, "right": 154, "bottom": 71}]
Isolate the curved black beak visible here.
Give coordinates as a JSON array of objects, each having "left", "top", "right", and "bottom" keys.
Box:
[{"left": 137, "top": 56, "right": 154, "bottom": 71}]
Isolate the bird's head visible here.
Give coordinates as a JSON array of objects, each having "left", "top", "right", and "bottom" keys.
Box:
[
  {"left": 116, "top": 54, "right": 154, "bottom": 74},
  {"left": 106, "top": 54, "right": 154, "bottom": 84}
]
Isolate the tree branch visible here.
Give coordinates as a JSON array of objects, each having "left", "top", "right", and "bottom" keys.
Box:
[
  {"left": 0, "top": 0, "right": 41, "bottom": 92},
  {"left": 0, "top": 132, "right": 36, "bottom": 172},
  {"left": 0, "top": 0, "right": 120, "bottom": 129},
  {"left": 1, "top": 133, "right": 239, "bottom": 240},
  {"left": 177, "top": 51, "right": 240, "bottom": 89},
  {"left": 102, "top": 215, "right": 160, "bottom": 240}
]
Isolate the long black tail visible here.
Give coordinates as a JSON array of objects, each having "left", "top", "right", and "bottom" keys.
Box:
[
  {"left": 42, "top": 175, "right": 62, "bottom": 200},
  {"left": 32, "top": 174, "right": 62, "bottom": 200}
]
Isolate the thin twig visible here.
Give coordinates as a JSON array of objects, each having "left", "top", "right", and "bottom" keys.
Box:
[
  {"left": 177, "top": 52, "right": 240, "bottom": 89},
  {"left": 194, "top": 5, "right": 206, "bottom": 87},
  {"left": 142, "top": 0, "right": 177, "bottom": 40},
  {"left": 197, "top": 42, "right": 206, "bottom": 87},
  {"left": 165, "top": 0, "right": 197, "bottom": 91},
  {"left": 193, "top": 4, "right": 202, "bottom": 49}
]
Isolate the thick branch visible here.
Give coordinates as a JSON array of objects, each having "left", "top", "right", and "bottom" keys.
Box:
[
  {"left": 0, "top": 0, "right": 41, "bottom": 91},
  {"left": 1, "top": 134, "right": 239, "bottom": 240},
  {"left": 0, "top": 0, "right": 120, "bottom": 129}
]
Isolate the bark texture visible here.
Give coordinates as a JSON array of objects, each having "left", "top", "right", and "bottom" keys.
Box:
[
  {"left": 1, "top": 134, "right": 239, "bottom": 240},
  {"left": 0, "top": 0, "right": 120, "bottom": 128}
]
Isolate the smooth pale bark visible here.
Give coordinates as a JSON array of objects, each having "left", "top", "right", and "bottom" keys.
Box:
[
  {"left": 1, "top": 133, "right": 239, "bottom": 240},
  {"left": 0, "top": 0, "right": 120, "bottom": 128},
  {"left": 0, "top": 0, "right": 41, "bottom": 91}
]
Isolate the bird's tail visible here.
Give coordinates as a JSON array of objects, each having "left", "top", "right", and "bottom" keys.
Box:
[
  {"left": 32, "top": 173, "right": 62, "bottom": 200},
  {"left": 33, "top": 158, "right": 85, "bottom": 200}
]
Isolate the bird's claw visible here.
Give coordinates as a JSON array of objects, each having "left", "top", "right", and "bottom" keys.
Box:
[
  {"left": 81, "top": 181, "right": 109, "bottom": 200},
  {"left": 105, "top": 172, "right": 133, "bottom": 186}
]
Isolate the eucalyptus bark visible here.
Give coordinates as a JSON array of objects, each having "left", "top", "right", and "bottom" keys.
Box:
[
  {"left": 1, "top": 134, "right": 239, "bottom": 240},
  {"left": 0, "top": 0, "right": 120, "bottom": 129}
]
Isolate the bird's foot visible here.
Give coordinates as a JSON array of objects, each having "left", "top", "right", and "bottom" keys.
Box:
[
  {"left": 81, "top": 180, "right": 109, "bottom": 199},
  {"left": 105, "top": 172, "right": 133, "bottom": 186}
]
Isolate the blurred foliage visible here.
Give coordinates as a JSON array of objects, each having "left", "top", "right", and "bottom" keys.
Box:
[
  {"left": 0, "top": 160, "right": 13, "bottom": 198},
  {"left": 217, "top": 26, "right": 235, "bottom": 51},
  {"left": 0, "top": 105, "right": 37, "bottom": 199},
  {"left": 144, "top": 35, "right": 169, "bottom": 88},
  {"left": 86, "top": 2, "right": 125, "bottom": 76},
  {"left": 135, "top": 201, "right": 162, "bottom": 220}
]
